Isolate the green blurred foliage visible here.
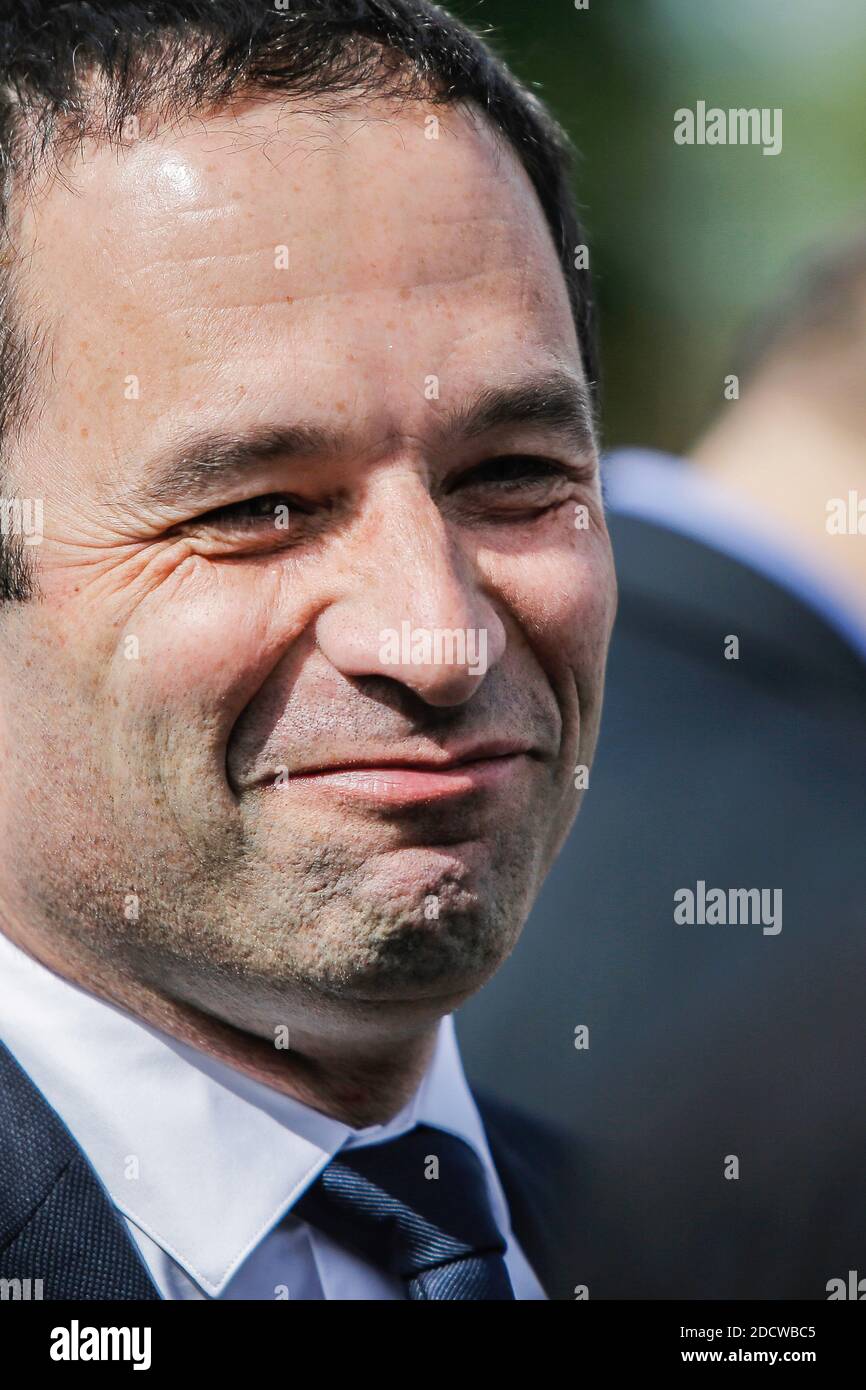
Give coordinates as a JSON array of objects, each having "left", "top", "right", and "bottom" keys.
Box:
[{"left": 448, "top": 0, "right": 866, "bottom": 454}]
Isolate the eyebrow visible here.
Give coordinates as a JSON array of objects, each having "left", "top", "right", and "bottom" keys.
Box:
[
  {"left": 443, "top": 371, "right": 596, "bottom": 457},
  {"left": 126, "top": 369, "right": 597, "bottom": 511}
]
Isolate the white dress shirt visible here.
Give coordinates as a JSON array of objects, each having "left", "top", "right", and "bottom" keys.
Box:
[{"left": 0, "top": 928, "right": 545, "bottom": 1299}]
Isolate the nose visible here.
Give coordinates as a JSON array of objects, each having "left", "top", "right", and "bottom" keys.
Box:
[{"left": 314, "top": 470, "right": 506, "bottom": 707}]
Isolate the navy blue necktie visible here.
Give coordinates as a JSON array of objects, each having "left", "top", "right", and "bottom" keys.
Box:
[{"left": 294, "top": 1123, "right": 516, "bottom": 1299}]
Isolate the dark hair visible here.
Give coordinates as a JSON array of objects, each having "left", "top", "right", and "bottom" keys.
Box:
[{"left": 0, "top": 0, "right": 597, "bottom": 600}]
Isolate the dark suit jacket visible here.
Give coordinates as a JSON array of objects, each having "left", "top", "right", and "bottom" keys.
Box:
[
  {"left": 458, "top": 511, "right": 866, "bottom": 1298},
  {"left": 0, "top": 1037, "right": 587, "bottom": 1300}
]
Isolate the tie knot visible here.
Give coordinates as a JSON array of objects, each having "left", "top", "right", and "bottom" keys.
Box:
[{"left": 294, "top": 1123, "right": 514, "bottom": 1299}]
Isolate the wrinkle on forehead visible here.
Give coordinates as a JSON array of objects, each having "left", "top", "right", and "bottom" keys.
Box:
[
  {"left": 26, "top": 92, "right": 566, "bottom": 343},
  {"left": 21, "top": 94, "right": 536, "bottom": 276}
]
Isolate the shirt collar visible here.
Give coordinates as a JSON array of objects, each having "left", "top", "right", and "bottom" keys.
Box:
[{"left": 0, "top": 928, "right": 508, "bottom": 1296}]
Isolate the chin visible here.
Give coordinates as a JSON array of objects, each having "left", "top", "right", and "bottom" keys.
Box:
[{"left": 297, "top": 899, "right": 518, "bottom": 1008}]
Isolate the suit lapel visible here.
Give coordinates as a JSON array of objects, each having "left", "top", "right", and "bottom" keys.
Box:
[
  {"left": 0, "top": 1040, "right": 161, "bottom": 1300},
  {"left": 475, "top": 1089, "right": 581, "bottom": 1300}
]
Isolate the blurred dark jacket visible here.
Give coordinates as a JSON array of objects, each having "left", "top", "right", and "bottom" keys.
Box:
[{"left": 458, "top": 452, "right": 866, "bottom": 1298}]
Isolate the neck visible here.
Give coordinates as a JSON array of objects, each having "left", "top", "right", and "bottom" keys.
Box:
[
  {"left": 0, "top": 920, "right": 440, "bottom": 1129},
  {"left": 691, "top": 385, "right": 866, "bottom": 603}
]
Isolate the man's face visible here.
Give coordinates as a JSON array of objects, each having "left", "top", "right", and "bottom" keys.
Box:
[{"left": 0, "top": 95, "right": 615, "bottom": 1040}]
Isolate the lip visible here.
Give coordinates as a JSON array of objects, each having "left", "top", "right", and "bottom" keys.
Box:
[{"left": 270, "top": 743, "right": 536, "bottom": 806}]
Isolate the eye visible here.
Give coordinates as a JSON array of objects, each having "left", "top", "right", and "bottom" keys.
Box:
[
  {"left": 452, "top": 456, "right": 587, "bottom": 519},
  {"left": 184, "top": 493, "right": 308, "bottom": 531},
  {"left": 460, "top": 455, "right": 578, "bottom": 490}
]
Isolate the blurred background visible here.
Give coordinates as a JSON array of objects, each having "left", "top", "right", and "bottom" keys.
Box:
[{"left": 450, "top": 0, "right": 866, "bottom": 452}]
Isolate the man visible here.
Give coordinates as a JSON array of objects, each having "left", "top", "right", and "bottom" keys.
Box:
[
  {"left": 0, "top": 2, "right": 617, "bottom": 1299},
  {"left": 459, "top": 235, "right": 866, "bottom": 1297}
]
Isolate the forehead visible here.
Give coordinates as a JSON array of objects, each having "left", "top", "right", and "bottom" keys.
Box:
[{"left": 18, "top": 94, "right": 581, "bottom": 487}]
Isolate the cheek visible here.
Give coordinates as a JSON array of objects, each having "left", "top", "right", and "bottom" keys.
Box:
[
  {"left": 569, "top": 555, "right": 618, "bottom": 684},
  {"left": 105, "top": 559, "right": 297, "bottom": 729},
  {"left": 484, "top": 529, "right": 616, "bottom": 680}
]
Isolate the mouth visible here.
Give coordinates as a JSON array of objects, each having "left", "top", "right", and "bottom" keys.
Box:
[{"left": 269, "top": 742, "right": 537, "bottom": 807}]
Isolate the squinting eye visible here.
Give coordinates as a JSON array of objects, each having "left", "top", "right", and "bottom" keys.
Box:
[
  {"left": 191, "top": 493, "right": 304, "bottom": 529},
  {"left": 462, "top": 456, "right": 576, "bottom": 489}
]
